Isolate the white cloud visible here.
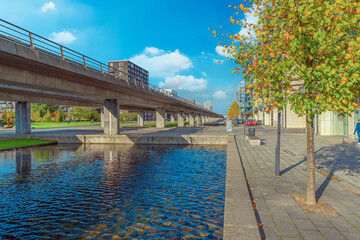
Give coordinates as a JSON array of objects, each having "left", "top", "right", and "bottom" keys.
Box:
[
  {"left": 159, "top": 75, "right": 207, "bottom": 91},
  {"left": 201, "top": 72, "right": 207, "bottom": 77},
  {"left": 144, "top": 47, "right": 165, "bottom": 55},
  {"left": 238, "top": 4, "right": 260, "bottom": 41},
  {"left": 130, "top": 48, "right": 192, "bottom": 78},
  {"left": 50, "top": 30, "right": 76, "bottom": 44},
  {"left": 41, "top": 2, "right": 56, "bottom": 13},
  {"left": 213, "top": 90, "right": 227, "bottom": 99},
  {"left": 213, "top": 59, "right": 224, "bottom": 64},
  {"left": 215, "top": 46, "right": 230, "bottom": 58}
]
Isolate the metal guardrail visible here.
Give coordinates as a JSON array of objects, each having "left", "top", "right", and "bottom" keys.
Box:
[{"left": 0, "top": 18, "right": 217, "bottom": 114}]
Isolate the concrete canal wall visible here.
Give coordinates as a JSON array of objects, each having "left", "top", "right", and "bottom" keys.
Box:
[{"left": 1, "top": 134, "right": 228, "bottom": 145}]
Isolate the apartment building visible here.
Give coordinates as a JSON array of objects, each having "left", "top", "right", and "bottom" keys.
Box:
[
  {"left": 108, "top": 60, "right": 149, "bottom": 84},
  {"left": 0, "top": 101, "right": 15, "bottom": 117}
]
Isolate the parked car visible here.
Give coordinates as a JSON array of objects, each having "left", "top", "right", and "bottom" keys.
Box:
[
  {"left": 238, "top": 119, "right": 244, "bottom": 124},
  {"left": 256, "top": 120, "right": 262, "bottom": 125},
  {"left": 246, "top": 119, "right": 256, "bottom": 126}
]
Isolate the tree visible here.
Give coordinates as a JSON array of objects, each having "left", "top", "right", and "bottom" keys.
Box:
[
  {"left": 217, "top": 1, "right": 360, "bottom": 205},
  {"left": 1, "top": 109, "right": 8, "bottom": 124},
  {"left": 31, "top": 110, "right": 41, "bottom": 122},
  {"left": 227, "top": 100, "right": 241, "bottom": 118},
  {"left": 42, "top": 109, "right": 52, "bottom": 122},
  {"left": 31, "top": 104, "right": 59, "bottom": 117}
]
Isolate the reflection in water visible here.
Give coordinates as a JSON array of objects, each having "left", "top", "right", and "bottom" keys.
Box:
[
  {"left": 0, "top": 144, "right": 226, "bottom": 239},
  {"left": 16, "top": 150, "right": 32, "bottom": 175}
]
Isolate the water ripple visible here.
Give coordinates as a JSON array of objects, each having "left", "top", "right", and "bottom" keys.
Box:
[{"left": 0, "top": 144, "right": 226, "bottom": 239}]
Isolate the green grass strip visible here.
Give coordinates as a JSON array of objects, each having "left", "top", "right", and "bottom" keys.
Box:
[
  {"left": 0, "top": 139, "right": 57, "bottom": 150},
  {"left": 30, "top": 121, "right": 100, "bottom": 129}
]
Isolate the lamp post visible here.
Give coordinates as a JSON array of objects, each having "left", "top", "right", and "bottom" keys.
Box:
[{"left": 275, "top": 110, "right": 281, "bottom": 176}]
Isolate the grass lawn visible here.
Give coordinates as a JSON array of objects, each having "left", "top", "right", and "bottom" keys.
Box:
[
  {"left": 0, "top": 139, "right": 57, "bottom": 151},
  {"left": 31, "top": 121, "right": 101, "bottom": 129}
]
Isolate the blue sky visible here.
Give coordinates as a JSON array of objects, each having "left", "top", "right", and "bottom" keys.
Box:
[{"left": 0, "top": 0, "right": 250, "bottom": 115}]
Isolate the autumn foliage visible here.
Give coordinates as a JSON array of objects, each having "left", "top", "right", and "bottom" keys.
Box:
[
  {"left": 227, "top": 100, "right": 241, "bottom": 119},
  {"left": 215, "top": 0, "right": 360, "bottom": 205}
]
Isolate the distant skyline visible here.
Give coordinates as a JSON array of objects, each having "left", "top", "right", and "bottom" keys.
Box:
[{"left": 0, "top": 0, "right": 251, "bottom": 115}]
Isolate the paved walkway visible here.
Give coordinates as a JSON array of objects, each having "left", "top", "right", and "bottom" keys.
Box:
[{"left": 233, "top": 125, "right": 360, "bottom": 240}]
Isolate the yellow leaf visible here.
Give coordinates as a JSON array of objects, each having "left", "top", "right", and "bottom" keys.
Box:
[
  {"left": 240, "top": 4, "right": 244, "bottom": 10},
  {"left": 357, "top": 8, "right": 360, "bottom": 14},
  {"left": 345, "top": 53, "right": 351, "bottom": 59},
  {"left": 236, "top": 20, "right": 239, "bottom": 24},
  {"left": 220, "top": 25, "right": 222, "bottom": 29},
  {"left": 222, "top": 49, "right": 226, "bottom": 53},
  {"left": 285, "top": 32, "right": 289, "bottom": 39},
  {"left": 270, "top": 52, "right": 275, "bottom": 57},
  {"left": 212, "top": 30, "right": 216, "bottom": 35},
  {"left": 228, "top": 5, "right": 232, "bottom": 8},
  {"left": 254, "top": 12, "right": 258, "bottom": 17},
  {"left": 231, "top": 19, "right": 235, "bottom": 24},
  {"left": 290, "top": 35, "right": 295, "bottom": 40},
  {"left": 304, "top": 10, "right": 311, "bottom": 17}
]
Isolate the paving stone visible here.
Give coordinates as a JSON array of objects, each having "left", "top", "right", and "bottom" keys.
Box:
[
  {"left": 228, "top": 127, "right": 360, "bottom": 240},
  {"left": 299, "top": 230, "right": 325, "bottom": 240},
  {"left": 262, "top": 226, "right": 281, "bottom": 240},
  {"left": 286, "top": 206, "right": 309, "bottom": 220},
  {"left": 317, "top": 227, "right": 347, "bottom": 240},
  {"left": 293, "top": 219, "right": 317, "bottom": 231},
  {"left": 276, "top": 222, "right": 302, "bottom": 238},
  {"left": 341, "top": 232, "right": 360, "bottom": 240},
  {"left": 307, "top": 214, "right": 334, "bottom": 228},
  {"left": 223, "top": 225, "right": 261, "bottom": 240},
  {"left": 327, "top": 216, "right": 359, "bottom": 233}
]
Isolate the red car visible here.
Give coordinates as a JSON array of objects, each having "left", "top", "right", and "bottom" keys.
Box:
[{"left": 246, "top": 119, "right": 255, "bottom": 126}]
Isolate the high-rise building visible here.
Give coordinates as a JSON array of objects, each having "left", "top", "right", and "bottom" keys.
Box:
[
  {"left": 235, "top": 81, "right": 253, "bottom": 118},
  {"left": 161, "top": 89, "right": 178, "bottom": 97},
  {"left": 108, "top": 60, "right": 149, "bottom": 84},
  {"left": 203, "top": 100, "right": 213, "bottom": 111},
  {"left": 0, "top": 101, "right": 15, "bottom": 117}
]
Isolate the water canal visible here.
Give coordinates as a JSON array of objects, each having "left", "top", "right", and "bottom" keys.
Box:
[{"left": 0, "top": 144, "right": 226, "bottom": 239}]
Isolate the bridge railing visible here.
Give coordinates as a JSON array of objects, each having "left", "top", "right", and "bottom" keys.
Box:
[{"left": 0, "top": 19, "right": 217, "bottom": 114}]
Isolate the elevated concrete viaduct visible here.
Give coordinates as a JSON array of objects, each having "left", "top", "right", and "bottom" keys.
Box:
[{"left": 0, "top": 19, "right": 222, "bottom": 135}]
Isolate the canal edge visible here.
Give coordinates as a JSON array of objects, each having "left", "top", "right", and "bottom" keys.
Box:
[
  {"left": 0, "top": 140, "right": 58, "bottom": 152},
  {"left": 223, "top": 135, "right": 261, "bottom": 239}
]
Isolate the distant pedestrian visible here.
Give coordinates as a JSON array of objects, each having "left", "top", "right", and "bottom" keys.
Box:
[
  {"left": 68, "top": 119, "right": 71, "bottom": 124},
  {"left": 354, "top": 119, "right": 360, "bottom": 144},
  {"left": 90, "top": 119, "right": 93, "bottom": 123}
]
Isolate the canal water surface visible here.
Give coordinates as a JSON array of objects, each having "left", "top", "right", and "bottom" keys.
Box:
[{"left": 0, "top": 144, "right": 226, "bottom": 239}]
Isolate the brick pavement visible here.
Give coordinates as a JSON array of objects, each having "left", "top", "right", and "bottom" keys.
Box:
[{"left": 233, "top": 125, "right": 360, "bottom": 240}]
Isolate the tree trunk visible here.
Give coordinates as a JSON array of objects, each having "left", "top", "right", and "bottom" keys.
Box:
[{"left": 306, "top": 113, "right": 316, "bottom": 205}]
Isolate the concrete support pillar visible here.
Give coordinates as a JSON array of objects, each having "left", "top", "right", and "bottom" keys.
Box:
[
  {"left": 103, "top": 99, "right": 119, "bottom": 135},
  {"left": 156, "top": 107, "right": 165, "bottom": 128},
  {"left": 137, "top": 111, "right": 144, "bottom": 126},
  {"left": 264, "top": 111, "right": 271, "bottom": 126},
  {"left": 170, "top": 113, "right": 175, "bottom": 123},
  {"left": 195, "top": 114, "right": 201, "bottom": 125},
  {"left": 348, "top": 113, "right": 355, "bottom": 139},
  {"left": 201, "top": 115, "right": 206, "bottom": 124},
  {"left": 101, "top": 108, "right": 104, "bottom": 127},
  {"left": 178, "top": 111, "right": 185, "bottom": 127},
  {"left": 15, "top": 102, "right": 31, "bottom": 135},
  {"left": 189, "top": 112, "right": 195, "bottom": 127}
]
